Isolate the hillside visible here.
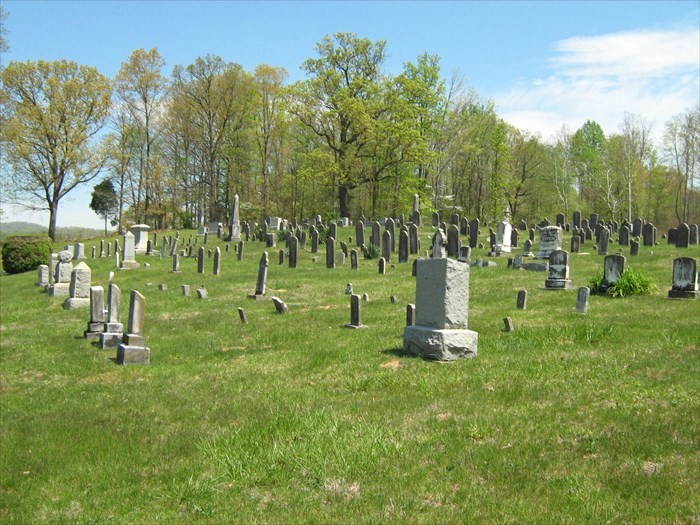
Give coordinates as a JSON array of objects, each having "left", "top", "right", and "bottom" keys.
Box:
[{"left": 0, "top": 222, "right": 105, "bottom": 241}]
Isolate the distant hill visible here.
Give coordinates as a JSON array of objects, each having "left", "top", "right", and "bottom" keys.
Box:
[{"left": 0, "top": 222, "right": 105, "bottom": 242}]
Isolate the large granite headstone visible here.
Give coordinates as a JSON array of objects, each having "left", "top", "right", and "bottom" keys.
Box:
[
  {"left": 536, "top": 226, "right": 563, "bottom": 259},
  {"left": 668, "top": 257, "right": 699, "bottom": 299},
  {"left": 117, "top": 290, "right": 150, "bottom": 365},
  {"left": 63, "top": 262, "right": 91, "bottom": 309}
]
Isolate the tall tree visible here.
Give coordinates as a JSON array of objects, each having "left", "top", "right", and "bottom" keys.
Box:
[
  {"left": 1, "top": 59, "right": 112, "bottom": 240},
  {"left": 90, "top": 178, "right": 119, "bottom": 235},
  {"left": 571, "top": 120, "right": 607, "bottom": 213},
  {"left": 618, "top": 112, "right": 651, "bottom": 222},
  {"left": 664, "top": 105, "right": 699, "bottom": 223}
]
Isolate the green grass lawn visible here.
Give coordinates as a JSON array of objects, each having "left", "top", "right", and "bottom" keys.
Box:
[{"left": 1, "top": 227, "right": 698, "bottom": 524}]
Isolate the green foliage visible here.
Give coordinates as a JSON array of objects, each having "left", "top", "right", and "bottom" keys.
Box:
[
  {"left": 588, "top": 272, "right": 604, "bottom": 294},
  {"left": 363, "top": 243, "right": 380, "bottom": 259},
  {"left": 607, "top": 267, "right": 656, "bottom": 297},
  {"left": 1, "top": 235, "right": 52, "bottom": 274}
]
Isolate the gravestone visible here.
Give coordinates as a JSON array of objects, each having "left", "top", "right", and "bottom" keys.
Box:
[
  {"left": 676, "top": 223, "right": 690, "bottom": 248},
  {"left": 536, "top": 226, "right": 563, "bottom": 259},
  {"left": 197, "top": 246, "right": 206, "bottom": 273},
  {"left": 288, "top": 235, "right": 298, "bottom": 268},
  {"left": 599, "top": 254, "right": 626, "bottom": 294},
  {"left": 74, "top": 243, "right": 87, "bottom": 260},
  {"left": 355, "top": 221, "right": 365, "bottom": 247},
  {"left": 237, "top": 241, "right": 244, "bottom": 261},
  {"left": 409, "top": 224, "right": 419, "bottom": 254},
  {"left": 197, "top": 287, "right": 208, "bottom": 299},
  {"left": 326, "top": 236, "right": 336, "bottom": 269},
  {"left": 598, "top": 227, "right": 610, "bottom": 255},
  {"left": 345, "top": 294, "right": 367, "bottom": 329},
  {"left": 446, "top": 224, "right": 460, "bottom": 258},
  {"left": 403, "top": 257, "right": 478, "bottom": 361},
  {"left": 468, "top": 219, "right": 480, "bottom": 248},
  {"left": 63, "top": 262, "right": 92, "bottom": 309},
  {"left": 250, "top": 252, "right": 269, "bottom": 299},
  {"left": 494, "top": 216, "right": 512, "bottom": 255},
  {"left": 378, "top": 257, "right": 386, "bottom": 275},
  {"left": 172, "top": 254, "right": 180, "bottom": 273},
  {"left": 381, "top": 230, "right": 392, "bottom": 262},
  {"left": 328, "top": 222, "right": 337, "bottom": 241},
  {"left": 570, "top": 235, "right": 581, "bottom": 253},
  {"left": 544, "top": 250, "right": 572, "bottom": 289},
  {"left": 131, "top": 224, "right": 150, "bottom": 254},
  {"left": 271, "top": 296, "right": 288, "bottom": 314},
  {"left": 556, "top": 213, "right": 565, "bottom": 228},
  {"left": 517, "top": 290, "right": 528, "bottom": 310},
  {"left": 630, "top": 239, "right": 640, "bottom": 256},
  {"left": 406, "top": 304, "right": 416, "bottom": 326},
  {"left": 84, "top": 286, "right": 105, "bottom": 340},
  {"left": 371, "top": 221, "right": 381, "bottom": 247},
  {"left": 573, "top": 210, "right": 581, "bottom": 229},
  {"left": 510, "top": 228, "right": 519, "bottom": 249},
  {"left": 632, "top": 218, "right": 643, "bottom": 237},
  {"left": 689, "top": 224, "right": 698, "bottom": 245},
  {"left": 350, "top": 249, "right": 359, "bottom": 270},
  {"left": 238, "top": 307, "right": 248, "bottom": 324},
  {"left": 117, "top": 290, "right": 150, "bottom": 365},
  {"left": 100, "top": 239, "right": 106, "bottom": 258},
  {"left": 120, "top": 232, "right": 140, "bottom": 269},
  {"left": 668, "top": 257, "right": 699, "bottom": 299},
  {"left": 523, "top": 239, "right": 534, "bottom": 257},
  {"left": 460, "top": 217, "right": 469, "bottom": 236},
  {"left": 310, "top": 226, "right": 319, "bottom": 253},
  {"left": 385, "top": 218, "right": 396, "bottom": 252},
  {"left": 49, "top": 250, "right": 74, "bottom": 297},
  {"left": 36, "top": 264, "right": 49, "bottom": 287},
  {"left": 458, "top": 246, "right": 472, "bottom": 263},
  {"left": 642, "top": 223, "right": 656, "bottom": 246},
  {"left": 100, "top": 283, "right": 123, "bottom": 349},
  {"left": 181, "top": 285, "right": 191, "bottom": 297},
  {"left": 668, "top": 228, "right": 678, "bottom": 245},
  {"left": 213, "top": 247, "right": 221, "bottom": 275},
  {"left": 589, "top": 213, "right": 599, "bottom": 229},
  {"left": 432, "top": 212, "right": 440, "bottom": 228},
  {"left": 576, "top": 287, "right": 590, "bottom": 314},
  {"left": 399, "top": 230, "right": 409, "bottom": 263},
  {"left": 266, "top": 233, "right": 276, "bottom": 248},
  {"left": 619, "top": 225, "right": 630, "bottom": 246}
]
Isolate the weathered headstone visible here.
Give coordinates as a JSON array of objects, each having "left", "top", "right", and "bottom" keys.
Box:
[
  {"left": 238, "top": 307, "right": 248, "bottom": 324},
  {"left": 432, "top": 212, "right": 440, "bottom": 228},
  {"left": 120, "top": 232, "right": 139, "bottom": 269},
  {"left": 345, "top": 294, "right": 367, "bottom": 329},
  {"left": 213, "top": 247, "right": 221, "bottom": 275},
  {"left": 197, "top": 246, "right": 205, "bottom": 273},
  {"left": 642, "top": 223, "right": 656, "bottom": 247},
  {"left": 446, "top": 224, "right": 460, "bottom": 258},
  {"left": 517, "top": 290, "right": 528, "bottom": 310},
  {"left": 523, "top": 239, "right": 534, "bottom": 257},
  {"left": 510, "top": 228, "right": 519, "bottom": 249},
  {"left": 403, "top": 257, "right": 478, "bottom": 360},
  {"left": 36, "top": 264, "right": 49, "bottom": 287},
  {"left": 619, "top": 225, "right": 630, "bottom": 246},
  {"left": 573, "top": 210, "right": 581, "bottom": 229},
  {"left": 350, "top": 249, "right": 359, "bottom": 270},
  {"left": 130, "top": 224, "right": 150, "bottom": 254},
  {"left": 399, "top": 230, "right": 409, "bottom": 263},
  {"left": 250, "top": 252, "right": 269, "bottom": 299},
  {"left": 599, "top": 254, "right": 626, "bottom": 293},
  {"left": 676, "top": 223, "right": 690, "bottom": 248},
  {"left": 630, "top": 239, "right": 640, "bottom": 256},
  {"left": 181, "top": 284, "right": 191, "bottom": 296},
  {"left": 84, "top": 285, "right": 105, "bottom": 340},
  {"left": 536, "top": 226, "right": 563, "bottom": 259},
  {"left": 406, "top": 304, "right": 416, "bottom": 326},
  {"left": 570, "top": 235, "right": 581, "bottom": 253},
  {"left": 381, "top": 230, "right": 392, "bottom": 262},
  {"left": 326, "top": 236, "right": 336, "bottom": 269},
  {"left": 63, "top": 262, "right": 92, "bottom": 309},
  {"left": 49, "top": 250, "right": 73, "bottom": 297},
  {"left": 668, "top": 257, "right": 699, "bottom": 299},
  {"left": 74, "top": 243, "right": 87, "bottom": 260},
  {"left": 271, "top": 296, "right": 288, "bottom": 314},
  {"left": 117, "top": 290, "right": 150, "bottom": 365},
  {"left": 468, "top": 219, "right": 479, "bottom": 248},
  {"left": 576, "top": 286, "right": 590, "bottom": 314},
  {"left": 355, "top": 221, "right": 365, "bottom": 247},
  {"left": 494, "top": 216, "right": 512, "bottom": 255},
  {"left": 544, "top": 250, "right": 572, "bottom": 290},
  {"left": 378, "top": 257, "right": 386, "bottom": 275},
  {"left": 100, "top": 283, "right": 124, "bottom": 349},
  {"left": 689, "top": 224, "right": 698, "bottom": 245},
  {"left": 598, "top": 227, "right": 610, "bottom": 255},
  {"left": 288, "top": 235, "right": 298, "bottom": 268}
]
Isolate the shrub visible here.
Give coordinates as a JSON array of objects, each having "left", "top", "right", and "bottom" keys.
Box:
[
  {"left": 1, "top": 236, "right": 53, "bottom": 275},
  {"left": 363, "top": 243, "right": 380, "bottom": 260},
  {"left": 589, "top": 267, "right": 656, "bottom": 298}
]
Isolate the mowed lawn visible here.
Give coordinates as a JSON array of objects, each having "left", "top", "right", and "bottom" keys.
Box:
[{"left": 1, "top": 227, "right": 698, "bottom": 524}]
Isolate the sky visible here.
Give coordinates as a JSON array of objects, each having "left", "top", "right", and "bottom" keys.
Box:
[{"left": 1, "top": 0, "right": 698, "bottom": 229}]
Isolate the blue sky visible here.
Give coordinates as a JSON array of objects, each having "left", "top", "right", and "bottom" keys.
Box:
[{"left": 2, "top": 0, "right": 699, "bottom": 228}]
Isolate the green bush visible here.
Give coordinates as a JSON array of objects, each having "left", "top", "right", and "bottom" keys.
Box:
[
  {"left": 589, "top": 267, "right": 656, "bottom": 297},
  {"left": 1, "top": 236, "right": 53, "bottom": 275},
  {"left": 363, "top": 243, "right": 380, "bottom": 260}
]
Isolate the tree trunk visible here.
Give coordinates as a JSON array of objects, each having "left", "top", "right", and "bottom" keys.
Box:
[
  {"left": 48, "top": 202, "right": 58, "bottom": 241},
  {"left": 338, "top": 185, "right": 351, "bottom": 219}
]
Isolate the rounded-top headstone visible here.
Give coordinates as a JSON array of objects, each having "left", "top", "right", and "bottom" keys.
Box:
[{"left": 59, "top": 250, "right": 73, "bottom": 262}]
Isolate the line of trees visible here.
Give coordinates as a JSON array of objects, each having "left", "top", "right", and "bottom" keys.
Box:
[{"left": 1, "top": 32, "right": 698, "bottom": 240}]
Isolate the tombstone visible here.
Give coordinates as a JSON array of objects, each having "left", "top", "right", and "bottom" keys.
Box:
[
  {"left": 459, "top": 217, "right": 469, "bottom": 236},
  {"left": 355, "top": 221, "right": 365, "bottom": 247},
  {"left": 250, "top": 252, "right": 269, "bottom": 299},
  {"left": 84, "top": 286, "right": 106, "bottom": 340},
  {"left": 467, "top": 219, "right": 479, "bottom": 248},
  {"left": 213, "top": 247, "right": 221, "bottom": 275},
  {"left": 676, "top": 223, "right": 690, "bottom": 248},
  {"left": 544, "top": 250, "right": 572, "bottom": 290},
  {"left": 403, "top": 257, "right": 478, "bottom": 361},
  {"left": 446, "top": 224, "right": 460, "bottom": 258},
  {"left": 344, "top": 294, "right": 367, "bottom": 329},
  {"left": 117, "top": 290, "right": 150, "bottom": 365},
  {"left": 576, "top": 287, "right": 590, "bottom": 314},
  {"left": 310, "top": 226, "right": 319, "bottom": 253},
  {"left": 432, "top": 229, "right": 447, "bottom": 259},
  {"left": 668, "top": 227, "right": 678, "bottom": 245},
  {"left": 130, "top": 224, "right": 150, "bottom": 254},
  {"left": 237, "top": 307, "right": 248, "bottom": 325},
  {"left": 271, "top": 296, "right": 288, "bottom": 314},
  {"left": 629, "top": 239, "right": 639, "bottom": 256},
  {"left": 432, "top": 212, "right": 440, "bottom": 228},
  {"left": 145, "top": 240, "right": 153, "bottom": 257},
  {"left": 100, "top": 283, "right": 124, "bottom": 349},
  {"left": 619, "top": 225, "right": 630, "bottom": 246},
  {"left": 536, "top": 226, "right": 563, "bottom": 259},
  {"left": 539, "top": 218, "right": 550, "bottom": 228},
  {"left": 598, "top": 227, "right": 610, "bottom": 255},
  {"left": 495, "top": 217, "right": 512, "bottom": 255},
  {"left": 181, "top": 284, "right": 191, "bottom": 297},
  {"left": 385, "top": 218, "right": 396, "bottom": 252},
  {"left": 570, "top": 235, "right": 581, "bottom": 254},
  {"left": 517, "top": 290, "right": 528, "bottom": 310},
  {"left": 458, "top": 246, "right": 472, "bottom": 264},
  {"left": 667, "top": 257, "right": 699, "bottom": 298},
  {"left": 529, "top": 227, "right": 536, "bottom": 243},
  {"left": 158, "top": 283, "right": 167, "bottom": 292},
  {"left": 406, "top": 304, "right": 416, "bottom": 326},
  {"left": 589, "top": 213, "right": 599, "bottom": 229},
  {"left": 36, "top": 264, "right": 49, "bottom": 287},
  {"left": 599, "top": 254, "right": 626, "bottom": 293},
  {"left": 287, "top": 235, "right": 298, "bottom": 269},
  {"left": 197, "top": 287, "right": 208, "bottom": 299},
  {"left": 73, "top": 243, "right": 87, "bottom": 260},
  {"left": 381, "top": 230, "right": 392, "bottom": 262},
  {"left": 523, "top": 239, "right": 534, "bottom": 257},
  {"left": 120, "top": 232, "right": 139, "bottom": 269},
  {"left": 398, "top": 230, "right": 409, "bottom": 263},
  {"left": 510, "top": 228, "right": 519, "bottom": 249},
  {"left": 326, "top": 236, "right": 336, "bottom": 269},
  {"left": 503, "top": 317, "right": 515, "bottom": 332},
  {"left": 573, "top": 211, "right": 581, "bottom": 229},
  {"left": 350, "top": 249, "right": 359, "bottom": 270},
  {"left": 632, "top": 218, "right": 643, "bottom": 237},
  {"left": 197, "top": 246, "right": 206, "bottom": 273},
  {"left": 642, "top": 223, "right": 656, "bottom": 247},
  {"left": 689, "top": 224, "right": 698, "bottom": 245},
  {"left": 378, "top": 257, "right": 386, "bottom": 275},
  {"left": 62, "top": 262, "right": 91, "bottom": 309}
]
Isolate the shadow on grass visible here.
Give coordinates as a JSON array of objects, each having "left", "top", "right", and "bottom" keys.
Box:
[{"left": 380, "top": 347, "right": 412, "bottom": 358}]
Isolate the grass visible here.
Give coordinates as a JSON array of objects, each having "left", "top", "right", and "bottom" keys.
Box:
[{"left": 1, "top": 227, "right": 698, "bottom": 524}]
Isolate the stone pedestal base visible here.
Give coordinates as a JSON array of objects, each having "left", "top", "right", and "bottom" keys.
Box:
[
  {"left": 84, "top": 322, "right": 105, "bottom": 340},
  {"left": 120, "top": 261, "right": 140, "bottom": 270},
  {"left": 545, "top": 278, "right": 573, "bottom": 290},
  {"left": 247, "top": 294, "right": 268, "bottom": 300},
  {"left": 63, "top": 297, "right": 90, "bottom": 309},
  {"left": 49, "top": 283, "right": 70, "bottom": 297},
  {"left": 403, "top": 325, "right": 478, "bottom": 361},
  {"left": 117, "top": 344, "right": 150, "bottom": 365},
  {"left": 668, "top": 289, "right": 699, "bottom": 299},
  {"left": 100, "top": 332, "right": 123, "bottom": 349}
]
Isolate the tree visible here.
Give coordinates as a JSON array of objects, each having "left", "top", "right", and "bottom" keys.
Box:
[
  {"left": 571, "top": 120, "right": 607, "bottom": 213},
  {"left": 1, "top": 59, "right": 112, "bottom": 240},
  {"left": 664, "top": 105, "right": 699, "bottom": 223},
  {"left": 90, "top": 179, "right": 119, "bottom": 235}
]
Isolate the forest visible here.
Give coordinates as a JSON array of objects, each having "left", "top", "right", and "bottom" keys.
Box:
[{"left": 1, "top": 32, "right": 698, "bottom": 240}]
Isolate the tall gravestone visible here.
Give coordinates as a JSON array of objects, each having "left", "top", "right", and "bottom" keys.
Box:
[
  {"left": 399, "top": 230, "right": 409, "bottom": 263},
  {"left": 288, "top": 235, "right": 298, "bottom": 269},
  {"left": 84, "top": 286, "right": 105, "bottom": 340},
  {"left": 446, "top": 224, "right": 460, "bottom": 258},
  {"left": 381, "top": 230, "right": 392, "bottom": 262},
  {"left": 230, "top": 193, "right": 241, "bottom": 242},
  {"left": 544, "top": 250, "right": 572, "bottom": 289},
  {"left": 494, "top": 217, "right": 512, "bottom": 255},
  {"left": 213, "top": 247, "right": 221, "bottom": 275},
  {"left": 668, "top": 257, "right": 699, "bottom": 299},
  {"left": 676, "top": 223, "right": 690, "bottom": 248},
  {"left": 468, "top": 219, "right": 480, "bottom": 249},
  {"left": 403, "top": 257, "right": 478, "bottom": 361},
  {"left": 326, "top": 237, "right": 336, "bottom": 269},
  {"left": 131, "top": 224, "right": 150, "bottom": 254},
  {"left": 63, "top": 262, "right": 92, "bottom": 309},
  {"left": 120, "top": 232, "right": 140, "bottom": 269},
  {"left": 250, "top": 252, "right": 269, "bottom": 299},
  {"left": 100, "top": 284, "right": 123, "bottom": 349},
  {"left": 49, "top": 250, "right": 73, "bottom": 296},
  {"left": 642, "top": 223, "right": 656, "bottom": 246},
  {"left": 355, "top": 221, "right": 365, "bottom": 247},
  {"left": 598, "top": 227, "right": 610, "bottom": 255},
  {"left": 117, "top": 290, "right": 150, "bottom": 365},
  {"left": 36, "top": 265, "right": 49, "bottom": 287},
  {"left": 619, "top": 225, "right": 630, "bottom": 246}
]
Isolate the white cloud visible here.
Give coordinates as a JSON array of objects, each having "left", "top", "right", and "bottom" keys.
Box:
[{"left": 495, "top": 27, "right": 700, "bottom": 143}]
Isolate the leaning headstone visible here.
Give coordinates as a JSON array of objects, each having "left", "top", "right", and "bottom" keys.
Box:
[
  {"left": 238, "top": 307, "right": 248, "bottom": 324},
  {"left": 668, "top": 257, "right": 699, "bottom": 299},
  {"left": 403, "top": 257, "right": 478, "bottom": 360},
  {"left": 536, "top": 226, "right": 563, "bottom": 259},
  {"left": 271, "top": 296, "right": 288, "bottom": 314},
  {"left": 545, "top": 250, "right": 572, "bottom": 290},
  {"left": 116, "top": 290, "right": 150, "bottom": 365},
  {"left": 84, "top": 286, "right": 105, "bottom": 340},
  {"left": 172, "top": 254, "right": 180, "bottom": 273},
  {"left": 503, "top": 317, "right": 515, "bottom": 332},
  {"left": 250, "top": 252, "right": 269, "bottom": 299},
  {"left": 120, "top": 232, "right": 140, "bottom": 269},
  {"left": 576, "top": 287, "right": 590, "bottom": 314},
  {"left": 63, "top": 262, "right": 92, "bottom": 309},
  {"left": 100, "top": 283, "right": 124, "bottom": 349},
  {"left": 197, "top": 287, "right": 208, "bottom": 299},
  {"left": 169, "top": 237, "right": 179, "bottom": 257}
]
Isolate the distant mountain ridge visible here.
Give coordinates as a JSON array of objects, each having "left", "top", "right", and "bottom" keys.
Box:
[{"left": 0, "top": 222, "right": 105, "bottom": 241}]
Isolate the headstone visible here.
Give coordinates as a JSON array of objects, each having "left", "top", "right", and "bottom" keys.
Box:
[
  {"left": 100, "top": 239, "right": 106, "bottom": 258},
  {"left": 328, "top": 222, "right": 337, "bottom": 241},
  {"left": 668, "top": 257, "right": 699, "bottom": 299},
  {"left": 271, "top": 296, "right": 288, "bottom": 314},
  {"left": 573, "top": 210, "right": 581, "bottom": 229},
  {"left": 445, "top": 224, "right": 459, "bottom": 258},
  {"left": 406, "top": 304, "right": 416, "bottom": 326},
  {"left": 570, "top": 235, "right": 581, "bottom": 253},
  {"left": 432, "top": 212, "right": 440, "bottom": 228},
  {"left": 432, "top": 229, "right": 446, "bottom": 259},
  {"left": 510, "top": 228, "right": 519, "bottom": 249},
  {"left": 145, "top": 240, "right": 153, "bottom": 256},
  {"left": 403, "top": 257, "right": 478, "bottom": 361},
  {"left": 120, "top": 232, "right": 139, "bottom": 269},
  {"left": 181, "top": 285, "right": 191, "bottom": 297},
  {"left": 536, "top": 226, "right": 563, "bottom": 259},
  {"left": 544, "top": 249, "right": 572, "bottom": 290},
  {"left": 117, "top": 290, "right": 150, "bottom": 365},
  {"left": 668, "top": 228, "right": 678, "bottom": 244},
  {"left": 63, "top": 262, "right": 91, "bottom": 309},
  {"left": 589, "top": 213, "right": 599, "bottom": 229},
  {"left": 288, "top": 235, "right": 298, "bottom": 268},
  {"left": 213, "top": 247, "right": 221, "bottom": 275},
  {"left": 237, "top": 241, "right": 244, "bottom": 261},
  {"left": 197, "top": 246, "right": 205, "bottom": 273},
  {"left": 310, "top": 226, "right": 319, "bottom": 253},
  {"left": 408, "top": 223, "right": 419, "bottom": 255},
  {"left": 458, "top": 246, "right": 471, "bottom": 263},
  {"left": 385, "top": 218, "right": 396, "bottom": 252},
  {"left": 378, "top": 257, "right": 386, "bottom": 275},
  {"left": 381, "top": 230, "right": 392, "bottom": 262},
  {"left": 495, "top": 217, "right": 512, "bottom": 255},
  {"left": 74, "top": 243, "right": 87, "bottom": 260},
  {"left": 642, "top": 223, "right": 656, "bottom": 247},
  {"left": 326, "top": 236, "right": 336, "bottom": 269},
  {"left": 576, "top": 287, "right": 590, "bottom": 314},
  {"left": 630, "top": 239, "right": 640, "bottom": 256},
  {"left": 599, "top": 254, "right": 626, "bottom": 293},
  {"left": 84, "top": 286, "right": 105, "bottom": 340},
  {"left": 468, "top": 219, "right": 479, "bottom": 248},
  {"left": 100, "top": 283, "right": 124, "bottom": 349},
  {"left": 158, "top": 284, "right": 167, "bottom": 291},
  {"left": 250, "top": 252, "right": 269, "bottom": 299},
  {"left": 345, "top": 294, "right": 367, "bottom": 329},
  {"left": 130, "top": 224, "right": 150, "bottom": 254},
  {"left": 598, "top": 227, "right": 610, "bottom": 255},
  {"left": 689, "top": 224, "right": 698, "bottom": 245},
  {"left": 350, "top": 249, "right": 359, "bottom": 270},
  {"left": 197, "top": 287, "right": 208, "bottom": 299},
  {"left": 517, "top": 290, "right": 528, "bottom": 310},
  {"left": 36, "top": 264, "right": 49, "bottom": 287},
  {"left": 237, "top": 307, "right": 248, "bottom": 324},
  {"left": 619, "top": 225, "right": 630, "bottom": 246},
  {"left": 355, "top": 221, "right": 365, "bottom": 247},
  {"left": 399, "top": 230, "right": 409, "bottom": 263},
  {"left": 503, "top": 317, "right": 515, "bottom": 332},
  {"left": 676, "top": 223, "right": 690, "bottom": 248},
  {"left": 523, "top": 239, "right": 534, "bottom": 257},
  {"left": 632, "top": 218, "right": 643, "bottom": 237}
]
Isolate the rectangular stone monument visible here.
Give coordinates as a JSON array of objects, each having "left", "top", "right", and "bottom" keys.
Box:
[
  {"left": 117, "top": 290, "right": 150, "bottom": 365},
  {"left": 63, "top": 262, "right": 92, "bottom": 309},
  {"left": 536, "top": 226, "right": 563, "bottom": 259},
  {"left": 36, "top": 264, "right": 49, "bottom": 287},
  {"left": 100, "top": 283, "right": 123, "bottom": 349},
  {"left": 84, "top": 286, "right": 106, "bottom": 340},
  {"left": 49, "top": 250, "right": 73, "bottom": 296},
  {"left": 599, "top": 254, "right": 626, "bottom": 294},
  {"left": 120, "top": 232, "right": 140, "bottom": 269},
  {"left": 545, "top": 250, "right": 572, "bottom": 289},
  {"left": 576, "top": 286, "right": 590, "bottom": 313},
  {"left": 249, "top": 252, "right": 269, "bottom": 300},
  {"left": 403, "top": 257, "right": 478, "bottom": 361},
  {"left": 130, "top": 224, "right": 150, "bottom": 254},
  {"left": 668, "top": 257, "right": 699, "bottom": 299},
  {"left": 345, "top": 294, "right": 367, "bottom": 328}
]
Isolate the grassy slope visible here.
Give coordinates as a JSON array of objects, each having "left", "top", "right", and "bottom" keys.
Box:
[{"left": 0, "top": 228, "right": 698, "bottom": 524}]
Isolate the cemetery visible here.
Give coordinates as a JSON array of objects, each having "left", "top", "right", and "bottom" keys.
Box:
[{"left": 0, "top": 214, "right": 699, "bottom": 523}]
